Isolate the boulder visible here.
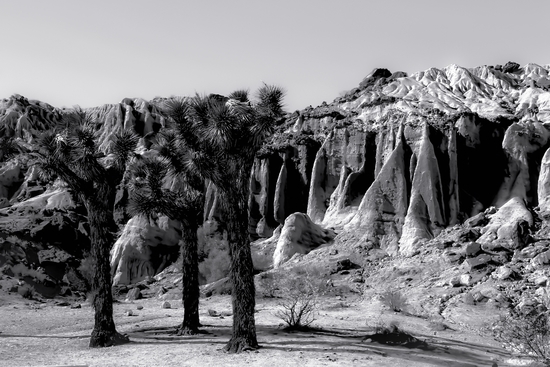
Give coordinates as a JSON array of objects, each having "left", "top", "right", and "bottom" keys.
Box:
[
  {"left": 273, "top": 213, "right": 336, "bottom": 268},
  {"left": 126, "top": 288, "right": 142, "bottom": 301},
  {"left": 110, "top": 215, "right": 181, "bottom": 285},
  {"left": 476, "top": 197, "right": 533, "bottom": 250},
  {"left": 251, "top": 225, "right": 282, "bottom": 271}
]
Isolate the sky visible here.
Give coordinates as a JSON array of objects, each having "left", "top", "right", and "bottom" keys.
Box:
[{"left": 1, "top": 0, "right": 549, "bottom": 112}]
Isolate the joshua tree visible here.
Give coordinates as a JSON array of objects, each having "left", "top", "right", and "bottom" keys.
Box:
[
  {"left": 126, "top": 151, "right": 205, "bottom": 334},
  {"left": 32, "top": 111, "right": 139, "bottom": 347},
  {"left": 160, "top": 85, "right": 285, "bottom": 352}
]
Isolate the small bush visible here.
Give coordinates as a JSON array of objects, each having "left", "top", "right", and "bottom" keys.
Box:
[
  {"left": 197, "top": 222, "right": 230, "bottom": 284},
  {"left": 78, "top": 255, "right": 95, "bottom": 289},
  {"left": 18, "top": 284, "right": 35, "bottom": 299},
  {"left": 274, "top": 266, "right": 327, "bottom": 330},
  {"left": 379, "top": 289, "right": 408, "bottom": 312},
  {"left": 256, "top": 272, "right": 280, "bottom": 298},
  {"left": 492, "top": 308, "right": 550, "bottom": 364}
]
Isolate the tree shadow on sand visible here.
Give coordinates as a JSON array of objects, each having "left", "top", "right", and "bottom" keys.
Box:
[{"left": 121, "top": 322, "right": 511, "bottom": 365}]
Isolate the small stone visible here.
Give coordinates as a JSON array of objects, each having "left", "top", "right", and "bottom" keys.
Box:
[
  {"left": 464, "top": 212, "right": 488, "bottom": 228},
  {"left": 492, "top": 266, "right": 513, "bottom": 281},
  {"left": 208, "top": 309, "right": 219, "bottom": 317},
  {"left": 329, "top": 249, "right": 338, "bottom": 256},
  {"left": 463, "top": 242, "right": 481, "bottom": 257},
  {"left": 126, "top": 310, "right": 134, "bottom": 316},
  {"left": 70, "top": 303, "right": 82, "bottom": 309},
  {"left": 535, "top": 276, "right": 548, "bottom": 286},
  {"left": 459, "top": 274, "right": 472, "bottom": 286},
  {"left": 462, "top": 292, "right": 475, "bottom": 305},
  {"left": 126, "top": 288, "right": 142, "bottom": 301},
  {"left": 485, "top": 206, "right": 497, "bottom": 215},
  {"left": 161, "top": 301, "right": 171, "bottom": 309},
  {"left": 532, "top": 250, "right": 550, "bottom": 266},
  {"left": 471, "top": 291, "right": 486, "bottom": 303},
  {"left": 136, "top": 305, "right": 144, "bottom": 310},
  {"left": 462, "top": 254, "right": 491, "bottom": 272},
  {"left": 449, "top": 277, "right": 461, "bottom": 287}
]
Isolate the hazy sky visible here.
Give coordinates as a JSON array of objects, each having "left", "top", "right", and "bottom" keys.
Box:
[{"left": 1, "top": 0, "right": 549, "bottom": 112}]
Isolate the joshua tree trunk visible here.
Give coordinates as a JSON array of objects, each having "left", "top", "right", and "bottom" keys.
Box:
[
  {"left": 177, "top": 224, "right": 200, "bottom": 335},
  {"left": 87, "top": 199, "right": 128, "bottom": 347},
  {"left": 223, "top": 169, "right": 258, "bottom": 353}
]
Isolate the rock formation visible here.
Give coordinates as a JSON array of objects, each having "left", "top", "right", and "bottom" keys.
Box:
[
  {"left": 2, "top": 62, "right": 550, "bottom": 281},
  {"left": 272, "top": 213, "right": 335, "bottom": 268},
  {"left": 110, "top": 215, "right": 181, "bottom": 285}
]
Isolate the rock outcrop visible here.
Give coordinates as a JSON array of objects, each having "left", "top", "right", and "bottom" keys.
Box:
[
  {"left": 253, "top": 62, "right": 550, "bottom": 265},
  {"left": 3, "top": 62, "right": 550, "bottom": 279},
  {"left": 273, "top": 213, "right": 335, "bottom": 268},
  {"left": 110, "top": 215, "right": 181, "bottom": 285}
]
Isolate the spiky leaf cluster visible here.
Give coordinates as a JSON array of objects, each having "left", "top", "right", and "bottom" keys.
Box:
[{"left": 31, "top": 111, "right": 139, "bottom": 199}]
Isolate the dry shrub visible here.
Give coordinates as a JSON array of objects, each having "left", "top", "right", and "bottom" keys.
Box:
[
  {"left": 197, "top": 222, "right": 230, "bottom": 284},
  {"left": 256, "top": 272, "right": 280, "bottom": 298},
  {"left": 379, "top": 289, "right": 408, "bottom": 312},
  {"left": 492, "top": 308, "right": 550, "bottom": 365},
  {"left": 274, "top": 265, "right": 327, "bottom": 330},
  {"left": 18, "top": 284, "right": 35, "bottom": 299},
  {"left": 77, "top": 254, "right": 95, "bottom": 290}
]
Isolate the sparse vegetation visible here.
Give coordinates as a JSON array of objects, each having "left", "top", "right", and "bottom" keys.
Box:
[
  {"left": 256, "top": 272, "right": 280, "bottom": 298},
  {"left": 379, "top": 289, "right": 408, "bottom": 313},
  {"left": 18, "top": 284, "right": 35, "bottom": 299},
  {"left": 274, "top": 266, "right": 327, "bottom": 330},
  {"left": 197, "top": 221, "right": 230, "bottom": 284},
  {"left": 77, "top": 254, "right": 95, "bottom": 289},
  {"left": 492, "top": 308, "right": 550, "bottom": 365}
]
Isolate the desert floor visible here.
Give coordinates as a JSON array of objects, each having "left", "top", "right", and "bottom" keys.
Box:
[{"left": 0, "top": 292, "right": 521, "bottom": 367}]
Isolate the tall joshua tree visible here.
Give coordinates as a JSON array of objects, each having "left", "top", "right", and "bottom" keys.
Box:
[
  {"left": 32, "top": 111, "right": 139, "bottom": 347},
  {"left": 126, "top": 150, "right": 205, "bottom": 334},
  {"left": 160, "top": 85, "right": 285, "bottom": 352}
]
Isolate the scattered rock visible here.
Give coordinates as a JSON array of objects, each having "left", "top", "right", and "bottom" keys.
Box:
[
  {"left": 470, "top": 291, "right": 487, "bottom": 303},
  {"left": 532, "top": 250, "right": 550, "bottom": 266},
  {"left": 161, "top": 301, "right": 171, "bottom": 309},
  {"left": 462, "top": 242, "right": 481, "bottom": 257},
  {"left": 125, "top": 310, "right": 134, "bottom": 316},
  {"left": 208, "top": 309, "right": 219, "bottom": 317},
  {"left": 459, "top": 274, "right": 472, "bottom": 286},
  {"left": 462, "top": 292, "right": 475, "bottom": 305},
  {"left": 534, "top": 276, "right": 548, "bottom": 286},
  {"left": 126, "top": 288, "right": 142, "bottom": 301},
  {"left": 70, "top": 303, "right": 81, "bottom": 309},
  {"left": 464, "top": 212, "right": 488, "bottom": 227},
  {"left": 462, "top": 254, "right": 492, "bottom": 272},
  {"left": 332, "top": 259, "right": 361, "bottom": 274},
  {"left": 136, "top": 305, "right": 144, "bottom": 310},
  {"left": 492, "top": 266, "right": 513, "bottom": 281}
]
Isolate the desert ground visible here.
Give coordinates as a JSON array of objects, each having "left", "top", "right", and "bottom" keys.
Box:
[{"left": 0, "top": 271, "right": 522, "bottom": 367}]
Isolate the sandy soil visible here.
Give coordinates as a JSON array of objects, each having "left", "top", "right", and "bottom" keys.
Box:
[{"left": 0, "top": 293, "right": 517, "bottom": 367}]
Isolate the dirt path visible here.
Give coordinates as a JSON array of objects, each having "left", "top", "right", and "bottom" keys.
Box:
[{"left": 0, "top": 295, "right": 516, "bottom": 367}]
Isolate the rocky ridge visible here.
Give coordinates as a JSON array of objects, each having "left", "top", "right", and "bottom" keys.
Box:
[{"left": 1, "top": 62, "right": 550, "bottom": 296}]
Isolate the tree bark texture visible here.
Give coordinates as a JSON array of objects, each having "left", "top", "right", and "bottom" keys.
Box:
[
  {"left": 177, "top": 224, "right": 200, "bottom": 335},
  {"left": 87, "top": 198, "right": 128, "bottom": 347},
  {"left": 223, "top": 166, "right": 258, "bottom": 353}
]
